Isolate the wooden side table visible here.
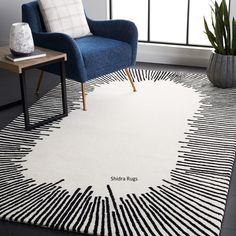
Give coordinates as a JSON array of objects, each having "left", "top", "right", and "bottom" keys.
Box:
[{"left": 0, "top": 46, "right": 68, "bottom": 131}]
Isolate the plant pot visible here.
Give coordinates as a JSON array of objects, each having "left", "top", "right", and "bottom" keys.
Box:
[
  {"left": 9, "top": 23, "right": 34, "bottom": 57},
  {"left": 207, "top": 52, "right": 236, "bottom": 88}
]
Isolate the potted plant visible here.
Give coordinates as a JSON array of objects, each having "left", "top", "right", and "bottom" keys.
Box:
[{"left": 204, "top": 0, "right": 236, "bottom": 88}]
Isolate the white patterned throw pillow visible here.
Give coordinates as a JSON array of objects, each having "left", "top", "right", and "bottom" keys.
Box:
[{"left": 38, "top": 0, "right": 92, "bottom": 38}]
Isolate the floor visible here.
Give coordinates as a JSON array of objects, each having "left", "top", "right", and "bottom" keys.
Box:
[{"left": 0, "top": 62, "right": 235, "bottom": 236}]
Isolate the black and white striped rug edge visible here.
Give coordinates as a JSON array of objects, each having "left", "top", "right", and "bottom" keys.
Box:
[{"left": 0, "top": 69, "right": 235, "bottom": 236}]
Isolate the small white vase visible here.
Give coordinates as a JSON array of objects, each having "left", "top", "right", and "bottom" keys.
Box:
[{"left": 9, "top": 23, "right": 34, "bottom": 57}]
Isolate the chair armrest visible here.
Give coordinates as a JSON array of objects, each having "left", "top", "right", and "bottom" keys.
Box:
[
  {"left": 33, "top": 32, "right": 87, "bottom": 81},
  {"left": 87, "top": 18, "right": 138, "bottom": 64}
]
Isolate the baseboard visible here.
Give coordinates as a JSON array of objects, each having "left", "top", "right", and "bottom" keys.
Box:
[{"left": 137, "top": 43, "right": 211, "bottom": 68}]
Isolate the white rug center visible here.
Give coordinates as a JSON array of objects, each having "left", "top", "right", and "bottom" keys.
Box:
[{"left": 23, "top": 80, "right": 201, "bottom": 196}]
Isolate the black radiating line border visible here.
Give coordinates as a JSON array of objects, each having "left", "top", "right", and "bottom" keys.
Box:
[{"left": 0, "top": 69, "right": 235, "bottom": 236}]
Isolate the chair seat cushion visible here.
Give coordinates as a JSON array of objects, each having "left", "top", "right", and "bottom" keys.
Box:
[{"left": 75, "top": 36, "right": 132, "bottom": 80}]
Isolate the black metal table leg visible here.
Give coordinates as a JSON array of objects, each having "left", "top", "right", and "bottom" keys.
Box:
[
  {"left": 17, "top": 60, "right": 68, "bottom": 131},
  {"left": 60, "top": 61, "right": 68, "bottom": 116},
  {"left": 19, "top": 71, "right": 31, "bottom": 131}
]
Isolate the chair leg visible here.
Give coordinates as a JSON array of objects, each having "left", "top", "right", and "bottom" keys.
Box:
[
  {"left": 125, "top": 68, "right": 137, "bottom": 92},
  {"left": 35, "top": 70, "right": 44, "bottom": 95},
  {"left": 81, "top": 82, "right": 86, "bottom": 111}
]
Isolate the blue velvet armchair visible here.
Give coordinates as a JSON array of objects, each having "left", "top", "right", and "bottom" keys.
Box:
[{"left": 22, "top": 1, "right": 138, "bottom": 110}]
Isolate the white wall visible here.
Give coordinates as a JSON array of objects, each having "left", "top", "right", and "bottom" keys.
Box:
[
  {"left": 83, "top": 0, "right": 108, "bottom": 20},
  {"left": 0, "top": 0, "right": 30, "bottom": 46}
]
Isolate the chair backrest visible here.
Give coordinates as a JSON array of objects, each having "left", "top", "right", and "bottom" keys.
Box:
[{"left": 22, "top": 1, "right": 46, "bottom": 33}]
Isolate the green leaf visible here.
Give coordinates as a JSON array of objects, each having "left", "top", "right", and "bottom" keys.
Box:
[
  {"left": 214, "top": 1, "right": 225, "bottom": 54},
  {"left": 204, "top": 0, "right": 234, "bottom": 55},
  {"left": 232, "top": 18, "right": 236, "bottom": 55},
  {"left": 211, "top": 13, "right": 216, "bottom": 31},
  {"left": 210, "top": 4, "right": 215, "bottom": 14},
  {"left": 204, "top": 17, "right": 218, "bottom": 52},
  {"left": 222, "top": 0, "right": 231, "bottom": 54},
  {"left": 214, "top": 1, "right": 220, "bottom": 15}
]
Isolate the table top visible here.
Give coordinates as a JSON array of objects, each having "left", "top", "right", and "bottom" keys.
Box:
[{"left": 0, "top": 46, "right": 67, "bottom": 74}]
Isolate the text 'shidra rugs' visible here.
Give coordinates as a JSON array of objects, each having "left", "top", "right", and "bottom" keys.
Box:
[{"left": 0, "top": 69, "right": 235, "bottom": 236}]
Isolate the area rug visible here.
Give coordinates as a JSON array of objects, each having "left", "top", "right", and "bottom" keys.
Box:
[{"left": 0, "top": 69, "right": 235, "bottom": 236}]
